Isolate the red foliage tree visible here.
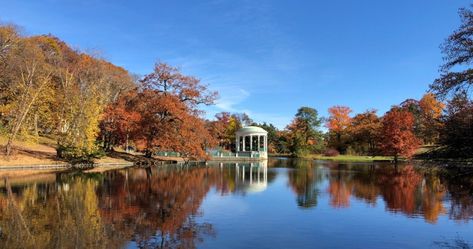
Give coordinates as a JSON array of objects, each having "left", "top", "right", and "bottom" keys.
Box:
[
  {"left": 378, "top": 108, "right": 421, "bottom": 163},
  {"left": 100, "top": 90, "right": 141, "bottom": 151},
  {"left": 100, "top": 62, "right": 218, "bottom": 159}
]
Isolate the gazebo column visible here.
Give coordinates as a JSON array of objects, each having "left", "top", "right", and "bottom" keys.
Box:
[
  {"left": 236, "top": 136, "right": 239, "bottom": 152},
  {"left": 257, "top": 135, "right": 261, "bottom": 151},
  {"left": 250, "top": 135, "right": 253, "bottom": 151},
  {"left": 242, "top": 136, "right": 245, "bottom": 152},
  {"left": 264, "top": 135, "right": 268, "bottom": 152}
]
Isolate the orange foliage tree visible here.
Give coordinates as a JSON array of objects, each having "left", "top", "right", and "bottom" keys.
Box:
[
  {"left": 326, "top": 106, "right": 352, "bottom": 154},
  {"left": 418, "top": 93, "right": 445, "bottom": 144},
  {"left": 378, "top": 108, "right": 421, "bottom": 163}
]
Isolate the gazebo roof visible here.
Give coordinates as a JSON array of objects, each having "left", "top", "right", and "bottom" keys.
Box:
[{"left": 236, "top": 126, "right": 268, "bottom": 135}]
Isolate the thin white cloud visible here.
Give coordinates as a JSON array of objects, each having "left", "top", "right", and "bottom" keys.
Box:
[{"left": 215, "top": 88, "right": 250, "bottom": 112}]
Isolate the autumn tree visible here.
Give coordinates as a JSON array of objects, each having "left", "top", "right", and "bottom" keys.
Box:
[
  {"left": 0, "top": 31, "right": 54, "bottom": 156},
  {"left": 399, "top": 99, "right": 423, "bottom": 138},
  {"left": 207, "top": 112, "right": 230, "bottom": 148},
  {"left": 99, "top": 90, "right": 140, "bottom": 151},
  {"left": 286, "top": 107, "right": 324, "bottom": 157},
  {"left": 398, "top": 95, "right": 446, "bottom": 145},
  {"left": 207, "top": 112, "right": 253, "bottom": 151},
  {"left": 141, "top": 62, "right": 217, "bottom": 106},
  {"left": 378, "top": 108, "right": 421, "bottom": 163},
  {"left": 326, "top": 106, "right": 352, "bottom": 154},
  {"left": 418, "top": 93, "right": 445, "bottom": 144},
  {"left": 55, "top": 54, "right": 135, "bottom": 162},
  {"left": 103, "top": 62, "right": 218, "bottom": 159},
  {"left": 0, "top": 25, "right": 20, "bottom": 109},
  {"left": 0, "top": 24, "right": 135, "bottom": 162},
  {"left": 348, "top": 109, "right": 381, "bottom": 155}
]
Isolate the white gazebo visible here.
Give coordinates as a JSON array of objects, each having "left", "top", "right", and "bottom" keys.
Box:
[{"left": 235, "top": 126, "right": 268, "bottom": 159}]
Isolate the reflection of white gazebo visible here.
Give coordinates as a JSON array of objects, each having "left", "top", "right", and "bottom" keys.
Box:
[
  {"left": 235, "top": 161, "right": 268, "bottom": 193},
  {"left": 235, "top": 126, "right": 268, "bottom": 159}
]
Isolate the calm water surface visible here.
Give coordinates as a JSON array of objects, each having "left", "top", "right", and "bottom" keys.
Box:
[{"left": 1, "top": 158, "right": 473, "bottom": 249}]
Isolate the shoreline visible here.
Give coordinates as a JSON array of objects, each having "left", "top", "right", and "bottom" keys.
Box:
[
  {"left": 269, "top": 154, "right": 473, "bottom": 165},
  {"left": 1, "top": 154, "right": 471, "bottom": 171},
  {"left": 0, "top": 161, "right": 134, "bottom": 171}
]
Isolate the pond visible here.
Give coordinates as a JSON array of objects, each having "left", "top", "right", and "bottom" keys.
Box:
[{"left": 1, "top": 158, "right": 473, "bottom": 249}]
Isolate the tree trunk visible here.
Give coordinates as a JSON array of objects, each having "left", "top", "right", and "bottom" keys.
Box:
[
  {"left": 34, "top": 113, "right": 39, "bottom": 137},
  {"left": 5, "top": 117, "right": 24, "bottom": 157},
  {"left": 5, "top": 73, "right": 51, "bottom": 157},
  {"left": 5, "top": 137, "right": 14, "bottom": 157},
  {"left": 125, "top": 133, "right": 129, "bottom": 153}
]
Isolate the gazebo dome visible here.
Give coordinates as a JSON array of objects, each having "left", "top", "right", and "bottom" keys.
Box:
[{"left": 236, "top": 126, "right": 268, "bottom": 135}]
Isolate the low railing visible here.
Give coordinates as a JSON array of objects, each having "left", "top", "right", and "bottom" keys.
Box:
[
  {"left": 210, "top": 151, "right": 262, "bottom": 158},
  {"left": 156, "top": 151, "right": 265, "bottom": 159}
]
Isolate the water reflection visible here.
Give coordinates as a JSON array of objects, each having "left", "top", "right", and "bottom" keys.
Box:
[
  {"left": 234, "top": 161, "right": 268, "bottom": 194},
  {"left": 283, "top": 160, "right": 473, "bottom": 224},
  {"left": 286, "top": 159, "right": 324, "bottom": 208},
  {"left": 0, "top": 159, "right": 472, "bottom": 248}
]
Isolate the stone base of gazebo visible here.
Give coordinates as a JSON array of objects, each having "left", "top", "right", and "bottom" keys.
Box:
[{"left": 210, "top": 151, "right": 267, "bottom": 161}]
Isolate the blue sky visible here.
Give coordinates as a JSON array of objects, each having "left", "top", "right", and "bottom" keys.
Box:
[{"left": 0, "top": 0, "right": 469, "bottom": 129}]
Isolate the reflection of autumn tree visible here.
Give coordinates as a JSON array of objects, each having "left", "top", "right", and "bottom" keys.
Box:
[
  {"left": 0, "top": 178, "right": 110, "bottom": 249},
  {"left": 350, "top": 165, "right": 379, "bottom": 206},
  {"left": 324, "top": 164, "right": 453, "bottom": 223},
  {"left": 328, "top": 181, "right": 352, "bottom": 208},
  {"left": 287, "top": 159, "right": 322, "bottom": 208},
  {"left": 97, "top": 167, "right": 217, "bottom": 248},
  {"left": 0, "top": 166, "right": 228, "bottom": 249},
  {"left": 377, "top": 165, "right": 423, "bottom": 215},
  {"left": 327, "top": 164, "right": 353, "bottom": 208},
  {"left": 421, "top": 173, "right": 447, "bottom": 224},
  {"left": 1, "top": 164, "right": 281, "bottom": 249}
]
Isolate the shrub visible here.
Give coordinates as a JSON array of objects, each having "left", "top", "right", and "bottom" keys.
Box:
[
  {"left": 57, "top": 145, "right": 105, "bottom": 164},
  {"left": 324, "top": 148, "right": 340, "bottom": 157}
]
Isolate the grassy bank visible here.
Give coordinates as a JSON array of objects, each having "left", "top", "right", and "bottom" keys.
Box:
[
  {"left": 309, "top": 155, "right": 394, "bottom": 162},
  {"left": 270, "top": 153, "right": 394, "bottom": 162},
  {"left": 0, "top": 135, "right": 131, "bottom": 166}
]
